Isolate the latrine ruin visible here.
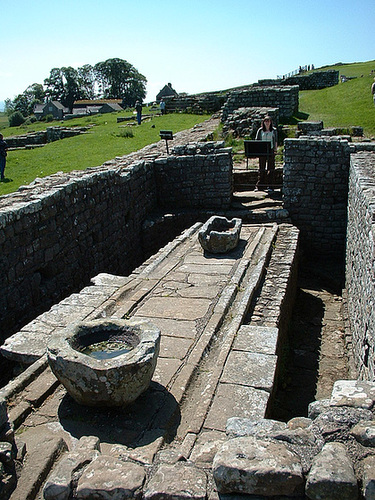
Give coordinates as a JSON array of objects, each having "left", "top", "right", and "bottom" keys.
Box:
[{"left": 1, "top": 82, "right": 375, "bottom": 498}]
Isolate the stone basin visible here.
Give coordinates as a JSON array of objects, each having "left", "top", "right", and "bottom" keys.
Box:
[
  {"left": 47, "top": 318, "right": 160, "bottom": 407},
  {"left": 198, "top": 216, "right": 242, "bottom": 253}
]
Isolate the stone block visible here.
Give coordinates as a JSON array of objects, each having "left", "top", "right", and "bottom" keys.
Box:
[
  {"left": 76, "top": 455, "right": 145, "bottom": 499},
  {"left": 213, "top": 436, "right": 304, "bottom": 496},
  {"left": 144, "top": 463, "right": 207, "bottom": 500},
  {"left": 305, "top": 442, "right": 357, "bottom": 500}
]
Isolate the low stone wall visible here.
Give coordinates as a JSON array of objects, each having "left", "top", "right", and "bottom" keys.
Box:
[
  {"left": 222, "top": 107, "right": 279, "bottom": 138},
  {"left": 283, "top": 137, "right": 351, "bottom": 255},
  {"left": 0, "top": 141, "right": 232, "bottom": 343},
  {"left": 155, "top": 142, "right": 232, "bottom": 209},
  {"left": 346, "top": 151, "right": 375, "bottom": 380},
  {"left": 5, "top": 127, "right": 88, "bottom": 149},
  {"left": 221, "top": 86, "right": 299, "bottom": 121},
  {"left": 258, "top": 69, "right": 339, "bottom": 90},
  {"left": 164, "top": 93, "right": 226, "bottom": 114}
]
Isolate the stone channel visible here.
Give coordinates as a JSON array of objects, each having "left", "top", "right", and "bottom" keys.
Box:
[{"left": 0, "top": 217, "right": 302, "bottom": 499}]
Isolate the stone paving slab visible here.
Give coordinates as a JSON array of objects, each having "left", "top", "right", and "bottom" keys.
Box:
[
  {"left": 221, "top": 351, "right": 277, "bottom": 392},
  {"left": 204, "top": 383, "right": 270, "bottom": 432},
  {"left": 135, "top": 296, "right": 212, "bottom": 321},
  {"left": 233, "top": 325, "right": 279, "bottom": 354}
]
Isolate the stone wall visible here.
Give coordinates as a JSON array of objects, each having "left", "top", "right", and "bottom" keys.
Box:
[
  {"left": 346, "top": 151, "right": 375, "bottom": 380},
  {"left": 5, "top": 126, "right": 88, "bottom": 149},
  {"left": 0, "top": 142, "right": 232, "bottom": 342},
  {"left": 283, "top": 137, "right": 351, "bottom": 255},
  {"left": 0, "top": 162, "right": 157, "bottom": 343},
  {"left": 221, "top": 86, "right": 299, "bottom": 121},
  {"left": 258, "top": 70, "right": 339, "bottom": 90},
  {"left": 222, "top": 107, "right": 279, "bottom": 138},
  {"left": 155, "top": 142, "right": 232, "bottom": 209},
  {"left": 164, "top": 93, "right": 226, "bottom": 114}
]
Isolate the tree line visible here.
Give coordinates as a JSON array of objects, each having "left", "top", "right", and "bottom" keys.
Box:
[{"left": 5, "top": 58, "right": 147, "bottom": 123}]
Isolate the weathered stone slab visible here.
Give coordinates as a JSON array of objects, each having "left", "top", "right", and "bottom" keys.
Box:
[
  {"left": 178, "top": 263, "right": 233, "bottom": 275},
  {"left": 1, "top": 331, "right": 53, "bottom": 364},
  {"left": 205, "top": 383, "right": 269, "bottom": 431},
  {"left": 330, "top": 379, "right": 375, "bottom": 409},
  {"left": 221, "top": 351, "right": 277, "bottom": 392},
  {"left": 10, "top": 427, "right": 67, "bottom": 500},
  {"left": 144, "top": 462, "right": 207, "bottom": 500},
  {"left": 213, "top": 436, "right": 304, "bottom": 496},
  {"left": 226, "top": 417, "right": 287, "bottom": 439},
  {"left": 233, "top": 325, "right": 278, "bottom": 354},
  {"left": 153, "top": 357, "right": 183, "bottom": 388},
  {"left": 305, "top": 442, "right": 358, "bottom": 500},
  {"left": 76, "top": 455, "right": 145, "bottom": 499},
  {"left": 313, "top": 406, "right": 373, "bottom": 440},
  {"left": 135, "top": 297, "right": 211, "bottom": 321},
  {"left": 159, "top": 335, "right": 193, "bottom": 359},
  {"left": 351, "top": 420, "right": 375, "bottom": 447},
  {"left": 361, "top": 455, "right": 375, "bottom": 499},
  {"left": 43, "top": 450, "right": 100, "bottom": 500},
  {"left": 190, "top": 430, "right": 226, "bottom": 464},
  {"left": 136, "top": 317, "right": 197, "bottom": 340}
]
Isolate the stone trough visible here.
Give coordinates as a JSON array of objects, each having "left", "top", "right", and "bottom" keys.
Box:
[
  {"left": 47, "top": 318, "right": 160, "bottom": 407},
  {"left": 198, "top": 215, "right": 242, "bottom": 253}
]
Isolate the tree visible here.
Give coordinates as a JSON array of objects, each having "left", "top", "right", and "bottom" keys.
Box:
[
  {"left": 94, "top": 58, "right": 146, "bottom": 106},
  {"left": 44, "top": 67, "right": 81, "bottom": 110},
  {"left": 77, "top": 64, "right": 96, "bottom": 100}
]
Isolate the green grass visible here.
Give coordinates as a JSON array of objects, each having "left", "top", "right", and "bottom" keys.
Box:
[
  {"left": 0, "top": 110, "right": 210, "bottom": 195},
  {"left": 299, "top": 60, "right": 375, "bottom": 137}
]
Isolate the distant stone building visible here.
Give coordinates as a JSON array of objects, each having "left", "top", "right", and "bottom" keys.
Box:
[
  {"left": 156, "top": 83, "right": 178, "bottom": 102},
  {"left": 34, "top": 101, "right": 69, "bottom": 120},
  {"left": 72, "top": 99, "right": 123, "bottom": 115}
]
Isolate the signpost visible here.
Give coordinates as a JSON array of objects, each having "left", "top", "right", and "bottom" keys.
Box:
[{"left": 159, "top": 130, "right": 173, "bottom": 154}]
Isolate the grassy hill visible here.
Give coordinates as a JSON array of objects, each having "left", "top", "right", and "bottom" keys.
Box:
[
  {"left": 0, "top": 111, "right": 209, "bottom": 196},
  {"left": 299, "top": 60, "right": 375, "bottom": 137}
]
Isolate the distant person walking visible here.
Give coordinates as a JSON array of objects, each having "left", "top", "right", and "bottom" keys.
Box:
[
  {"left": 135, "top": 101, "right": 142, "bottom": 125},
  {"left": 371, "top": 78, "right": 375, "bottom": 105},
  {"left": 160, "top": 98, "right": 166, "bottom": 115},
  {"left": 0, "top": 133, "right": 8, "bottom": 181},
  {"left": 255, "top": 116, "right": 278, "bottom": 193}
]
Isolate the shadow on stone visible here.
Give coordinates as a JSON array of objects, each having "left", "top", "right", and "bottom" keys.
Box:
[
  {"left": 57, "top": 381, "right": 180, "bottom": 447},
  {"left": 270, "top": 288, "right": 323, "bottom": 421}
]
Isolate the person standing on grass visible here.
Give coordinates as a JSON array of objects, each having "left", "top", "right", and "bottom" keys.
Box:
[
  {"left": 135, "top": 100, "right": 142, "bottom": 125},
  {"left": 0, "top": 133, "right": 8, "bottom": 181},
  {"left": 255, "top": 116, "right": 278, "bottom": 193},
  {"left": 160, "top": 98, "right": 166, "bottom": 115},
  {"left": 371, "top": 78, "right": 375, "bottom": 106}
]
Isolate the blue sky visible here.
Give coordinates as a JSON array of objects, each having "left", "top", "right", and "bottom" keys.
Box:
[{"left": 0, "top": 0, "right": 374, "bottom": 105}]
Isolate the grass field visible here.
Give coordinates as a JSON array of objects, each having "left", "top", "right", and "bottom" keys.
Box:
[
  {"left": 0, "top": 110, "right": 209, "bottom": 195},
  {"left": 299, "top": 60, "right": 375, "bottom": 136}
]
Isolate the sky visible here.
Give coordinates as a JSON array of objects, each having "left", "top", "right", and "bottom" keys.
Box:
[{"left": 0, "top": 0, "right": 374, "bottom": 107}]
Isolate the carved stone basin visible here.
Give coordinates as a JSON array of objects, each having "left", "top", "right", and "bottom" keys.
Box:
[
  {"left": 198, "top": 216, "right": 242, "bottom": 253},
  {"left": 47, "top": 318, "right": 160, "bottom": 407}
]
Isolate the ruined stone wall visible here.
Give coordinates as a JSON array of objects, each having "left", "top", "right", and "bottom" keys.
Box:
[
  {"left": 221, "top": 86, "right": 299, "bottom": 121},
  {"left": 154, "top": 142, "right": 232, "bottom": 209},
  {"left": 283, "top": 137, "right": 351, "bottom": 255},
  {"left": 346, "top": 151, "right": 375, "bottom": 380},
  {"left": 0, "top": 162, "right": 157, "bottom": 342},
  {"left": 0, "top": 141, "right": 232, "bottom": 341},
  {"left": 258, "top": 70, "right": 339, "bottom": 90},
  {"left": 165, "top": 93, "right": 226, "bottom": 114}
]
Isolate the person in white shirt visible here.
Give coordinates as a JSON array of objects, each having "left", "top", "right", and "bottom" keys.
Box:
[{"left": 255, "top": 116, "right": 278, "bottom": 193}]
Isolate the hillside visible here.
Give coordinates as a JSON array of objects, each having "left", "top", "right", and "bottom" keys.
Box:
[{"left": 299, "top": 60, "right": 375, "bottom": 137}]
